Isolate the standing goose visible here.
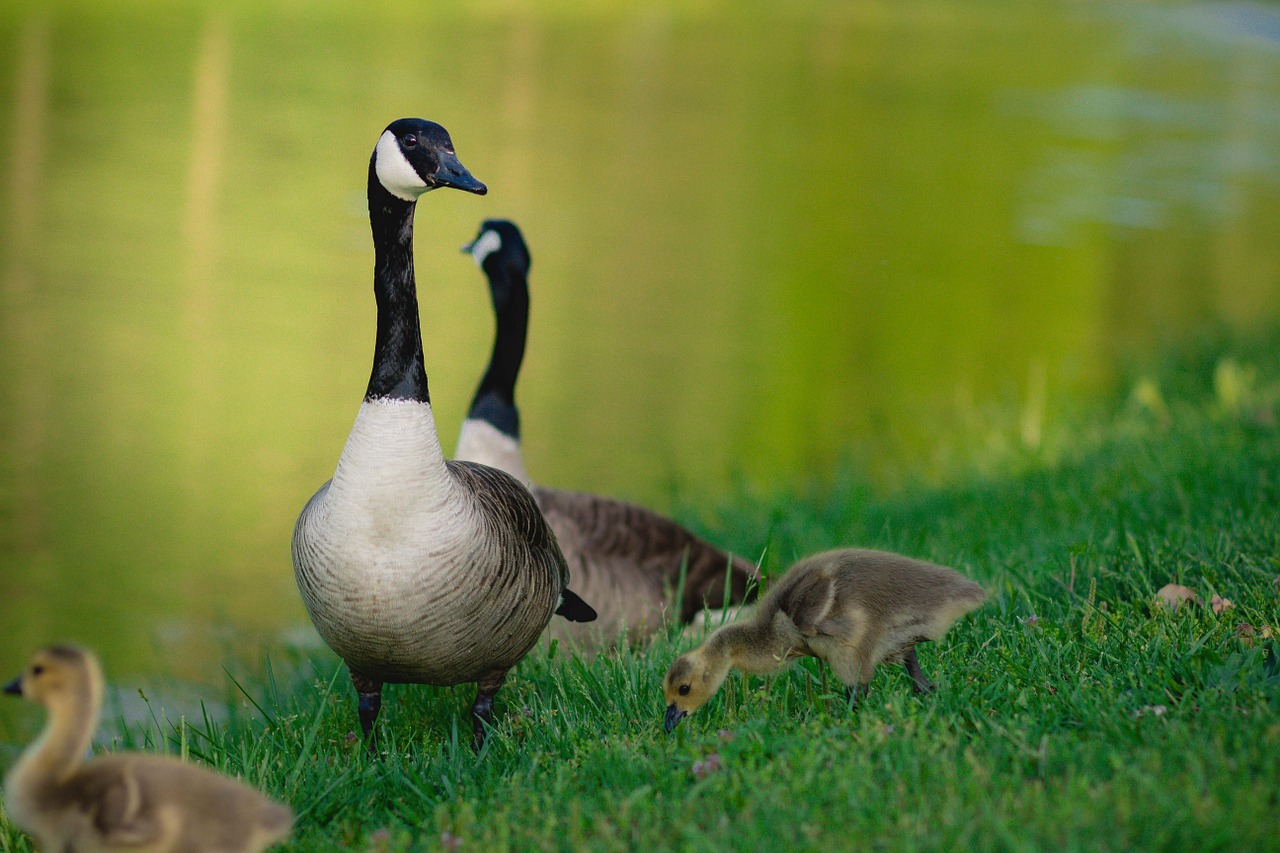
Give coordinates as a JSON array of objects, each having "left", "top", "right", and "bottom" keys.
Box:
[
  {"left": 291, "top": 120, "right": 595, "bottom": 751},
  {"left": 457, "top": 219, "right": 759, "bottom": 648},
  {"left": 3, "top": 645, "right": 292, "bottom": 853}
]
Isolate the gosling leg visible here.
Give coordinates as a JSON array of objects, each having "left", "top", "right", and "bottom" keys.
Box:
[
  {"left": 902, "top": 646, "right": 935, "bottom": 695},
  {"left": 844, "top": 681, "right": 871, "bottom": 710},
  {"left": 349, "top": 668, "right": 383, "bottom": 755},
  {"left": 471, "top": 670, "right": 508, "bottom": 751},
  {"left": 831, "top": 646, "right": 876, "bottom": 711}
]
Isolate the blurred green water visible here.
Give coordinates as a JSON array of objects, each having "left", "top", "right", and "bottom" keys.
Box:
[{"left": 0, "top": 0, "right": 1278, "bottom": 692}]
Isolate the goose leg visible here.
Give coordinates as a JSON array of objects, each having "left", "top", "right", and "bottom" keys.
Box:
[
  {"left": 349, "top": 668, "right": 383, "bottom": 754},
  {"left": 902, "top": 646, "right": 934, "bottom": 695},
  {"left": 470, "top": 670, "right": 508, "bottom": 751}
]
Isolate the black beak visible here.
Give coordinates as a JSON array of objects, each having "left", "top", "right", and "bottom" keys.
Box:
[
  {"left": 432, "top": 150, "right": 487, "bottom": 195},
  {"left": 460, "top": 238, "right": 477, "bottom": 254},
  {"left": 664, "top": 703, "right": 686, "bottom": 733},
  {"left": 3, "top": 677, "right": 21, "bottom": 697}
]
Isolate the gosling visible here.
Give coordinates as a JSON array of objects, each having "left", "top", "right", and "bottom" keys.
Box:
[
  {"left": 663, "top": 548, "right": 985, "bottom": 730},
  {"left": 3, "top": 645, "right": 292, "bottom": 853}
]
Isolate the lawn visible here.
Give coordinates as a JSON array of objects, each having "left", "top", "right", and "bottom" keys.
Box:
[{"left": 3, "top": 330, "right": 1278, "bottom": 852}]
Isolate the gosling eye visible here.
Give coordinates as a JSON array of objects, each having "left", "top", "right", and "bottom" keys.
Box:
[
  {"left": 678, "top": 684, "right": 690, "bottom": 696},
  {"left": 402, "top": 134, "right": 418, "bottom": 149},
  {"left": 31, "top": 665, "right": 44, "bottom": 676}
]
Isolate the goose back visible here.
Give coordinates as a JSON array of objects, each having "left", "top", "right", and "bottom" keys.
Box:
[{"left": 535, "top": 485, "right": 757, "bottom": 645}]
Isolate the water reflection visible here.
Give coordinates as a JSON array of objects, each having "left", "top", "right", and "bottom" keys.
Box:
[{"left": 0, "top": 2, "right": 1278, "bottom": 699}]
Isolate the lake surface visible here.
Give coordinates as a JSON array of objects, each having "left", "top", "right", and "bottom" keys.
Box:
[{"left": 1, "top": 0, "right": 1279, "bottom": 715}]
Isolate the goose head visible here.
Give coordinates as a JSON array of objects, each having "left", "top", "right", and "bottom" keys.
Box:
[
  {"left": 463, "top": 219, "right": 529, "bottom": 272},
  {"left": 462, "top": 219, "right": 530, "bottom": 310},
  {"left": 373, "top": 118, "right": 487, "bottom": 201},
  {"left": 662, "top": 646, "right": 730, "bottom": 732},
  {"left": 4, "top": 645, "right": 97, "bottom": 710}
]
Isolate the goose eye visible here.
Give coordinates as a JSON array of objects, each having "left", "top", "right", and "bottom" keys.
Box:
[
  {"left": 678, "top": 684, "right": 690, "bottom": 696},
  {"left": 402, "top": 134, "right": 418, "bottom": 149}
]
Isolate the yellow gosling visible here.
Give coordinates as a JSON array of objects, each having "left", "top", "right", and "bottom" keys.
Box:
[
  {"left": 3, "top": 645, "right": 291, "bottom": 853},
  {"left": 663, "top": 548, "right": 985, "bottom": 730}
]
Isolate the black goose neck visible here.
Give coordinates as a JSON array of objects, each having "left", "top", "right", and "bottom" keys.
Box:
[
  {"left": 467, "top": 262, "right": 528, "bottom": 439},
  {"left": 365, "top": 163, "right": 430, "bottom": 403}
]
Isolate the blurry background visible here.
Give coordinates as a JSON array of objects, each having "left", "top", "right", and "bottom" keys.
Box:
[{"left": 1, "top": 0, "right": 1278, "bottom": 705}]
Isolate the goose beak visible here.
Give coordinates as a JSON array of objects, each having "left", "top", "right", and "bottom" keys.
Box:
[
  {"left": 432, "top": 151, "right": 487, "bottom": 195},
  {"left": 664, "top": 703, "right": 686, "bottom": 733},
  {"left": 3, "top": 677, "right": 21, "bottom": 697},
  {"left": 460, "top": 238, "right": 476, "bottom": 254}
]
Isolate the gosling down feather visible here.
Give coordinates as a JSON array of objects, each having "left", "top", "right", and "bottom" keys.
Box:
[
  {"left": 3, "top": 645, "right": 291, "bottom": 853},
  {"left": 663, "top": 548, "right": 985, "bottom": 729},
  {"left": 290, "top": 120, "right": 595, "bottom": 751},
  {"left": 456, "top": 219, "right": 759, "bottom": 647}
]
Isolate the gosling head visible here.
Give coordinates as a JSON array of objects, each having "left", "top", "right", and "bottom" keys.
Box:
[
  {"left": 662, "top": 647, "right": 730, "bottom": 732},
  {"left": 373, "top": 118, "right": 487, "bottom": 201},
  {"left": 4, "top": 645, "right": 99, "bottom": 708}
]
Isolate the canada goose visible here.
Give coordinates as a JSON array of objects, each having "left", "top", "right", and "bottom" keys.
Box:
[
  {"left": 662, "top": 548, "right": 985, "bottom": 730},
  {"left": 291, "top": 120, "right": 595, "bottom": 752},
  {"left": 3, "top": 645, "right": 291, "bottom": 853},
  {"left": 456, "top": 219, "right": 759, "bottom": 647}
]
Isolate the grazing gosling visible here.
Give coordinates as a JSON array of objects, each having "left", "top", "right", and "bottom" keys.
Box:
[
  {"left": 3, "top": 645, "right": 292, "bottom": 853},
  {"left": 663, "top": 548, "right": 985, "bottom": 730}
]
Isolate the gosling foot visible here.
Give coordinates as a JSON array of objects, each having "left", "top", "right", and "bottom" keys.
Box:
[{"left": 902, "top": 646, "right": 935, "bottom": 695}]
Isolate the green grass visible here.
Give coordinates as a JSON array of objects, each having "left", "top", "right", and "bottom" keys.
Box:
[{"left": 3, "top": 330, "right": 1279, "bottom": 852}]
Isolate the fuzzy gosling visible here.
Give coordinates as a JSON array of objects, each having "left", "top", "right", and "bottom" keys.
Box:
[
  {"left": 3, "top": 645, "right": 292, "bottom": 853},
  {"left": 663, "top": 548, "right": 985, "bottom": 730}
]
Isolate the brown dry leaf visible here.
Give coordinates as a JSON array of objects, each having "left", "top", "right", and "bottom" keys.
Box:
[
  {"left": 1236, "top": 622, "right": 1256, "bottom": 647},
  {"left": 1156, "top": 583, "right": 1199, "bottom": 610},
  {"left": 1211, "top": 594, "right": 1235, "bottom": 614}
]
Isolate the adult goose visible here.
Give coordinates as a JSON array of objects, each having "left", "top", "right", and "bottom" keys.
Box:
[
  {"left": 292, "top": 120, "right": 595, "bottom": 751},
  {"left": 456, "top": 219, "right": 759, "bottom": 649}
]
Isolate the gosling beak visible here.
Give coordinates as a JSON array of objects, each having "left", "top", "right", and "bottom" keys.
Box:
[
  {"left": 664, "top": 702, "right": 687, "bottom": 733},
  {"left": 431, "top": 150, "right": 487, "bottom": 195},
  {"left": 3, "top": 677, "right": 21, "bottom": 697}
]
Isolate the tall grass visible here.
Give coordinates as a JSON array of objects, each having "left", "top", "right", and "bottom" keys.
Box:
[{"left": 3, "top": 330, "right": 1278, "bottom": 851}]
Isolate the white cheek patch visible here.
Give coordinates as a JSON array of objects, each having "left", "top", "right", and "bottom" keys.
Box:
[
  {"left": 469, "top": 230, "right": 502, "bottom": 267},
  {"left": 374, "top": 131, "right": 429, "bottom": 201}
]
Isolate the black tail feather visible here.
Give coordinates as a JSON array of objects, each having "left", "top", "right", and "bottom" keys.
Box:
[{"left": 556, "top": 588, "right": 597, "bottom": 623}]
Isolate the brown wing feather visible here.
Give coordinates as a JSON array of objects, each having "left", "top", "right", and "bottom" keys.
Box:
[
  {"left": 448, "top": 460, "right": 570, "bottom": 595},
  {"left": 776, "top": 567, "right": 838, "bottom": 637},
  {"left": 85, "top": 765, "right": 159, "bottom": 845},
  {"left": 534, "top": 485, "right": 759, "bottom": 623},
  {"left": 72, "top": 756, "right": 291, "bottom": 852}
]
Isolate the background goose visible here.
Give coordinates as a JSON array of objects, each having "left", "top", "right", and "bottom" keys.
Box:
[
  {"left": 3, "top": 645, "right": 291, "bottom": 853},
  {"left": 457, "top": 219, "right": 759, "bottom": 648},
  {"left": 663, "top": 548, "right": 985, "bottom": 729},
  {"left": 291, "top": 121, "right": 594, "bottom": 751}
]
